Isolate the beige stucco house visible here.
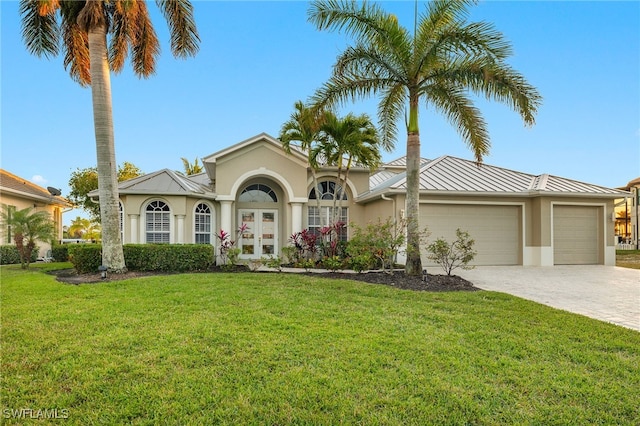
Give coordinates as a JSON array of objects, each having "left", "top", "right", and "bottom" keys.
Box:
[
  {"left": 101, "top": 133, "right": 629, "bottom": 266},
  {"left": 0, "top": 169, "right": 72, "bottom": 257}
]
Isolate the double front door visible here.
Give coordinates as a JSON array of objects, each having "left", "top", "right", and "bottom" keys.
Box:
[{"left": 238, "top": 209, "right": 278, "bottom": 259}]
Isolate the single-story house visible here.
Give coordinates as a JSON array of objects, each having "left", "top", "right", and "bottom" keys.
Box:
[
  {"left": 94, "top": 133, "right": 629, "bottom": 266},
  {"left": 0, "top": 169, "right": 72, "bottom": 257}
]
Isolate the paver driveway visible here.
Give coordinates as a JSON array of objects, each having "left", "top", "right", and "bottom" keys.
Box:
[{"left": 457, "top": 265, "right": 640, "bottom": 331}]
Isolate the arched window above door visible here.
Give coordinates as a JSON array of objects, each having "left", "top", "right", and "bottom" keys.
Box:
[{"left": 239, "top": 183, "right": 277, "bottom": 203}]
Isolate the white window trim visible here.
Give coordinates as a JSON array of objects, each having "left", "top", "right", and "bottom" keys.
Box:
[
  {"left": 193, "top": 201, "right": 215, "bottom": 245},
  {"left": 143, "top": 199, "right": 172, "bottom": 244}
]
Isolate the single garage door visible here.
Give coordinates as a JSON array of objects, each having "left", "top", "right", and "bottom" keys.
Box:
[
  {"left": 420, "top": 204, "right": 521, "bottom": 266},
  {"left": 553, "top": 205, "right": 600, "bottom": 265}
]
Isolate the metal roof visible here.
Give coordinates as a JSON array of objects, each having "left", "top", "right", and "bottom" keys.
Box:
[
  {"left": 360, "top": 156, "right": 629, "bottom": 199},
  {"left": 94, "top": 169, "right": 215, "bottom": 198}
]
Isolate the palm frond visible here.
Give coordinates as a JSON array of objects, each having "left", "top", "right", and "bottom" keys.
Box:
[
  {"left": 426, "top": 83, "right": 490, "bottom": 163},
  {"left": 434, "top": 58, "right": 541, "bottom": 126},
  {"left": 60, "top": 13, "right": 90, "bottom": 86},
  {"left": 19, "top": 0, "right": 60, "bottom": 58},
  {"left": 130, "top": 1, "right": 160, "bottom": 77},
  {"left": 156, "top": 0, "right": 200, "bottom": 58},
  {"left": 377, "top": 84, "right": 406, "bottom": 151}
]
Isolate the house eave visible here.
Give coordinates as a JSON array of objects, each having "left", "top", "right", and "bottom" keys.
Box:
[
  {"left": 356, "top": 188, "right": 629, "bottom": 203},
  {"left": 1, "top": 187, "right": 73, "bottom": 207}
]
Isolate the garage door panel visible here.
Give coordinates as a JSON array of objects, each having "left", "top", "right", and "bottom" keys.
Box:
[
  {"left": 420, "top": 204, "right": 521, "bottom": 266},
  {"left": 553, "top": 205, "right": 599, "bottom": 265}
]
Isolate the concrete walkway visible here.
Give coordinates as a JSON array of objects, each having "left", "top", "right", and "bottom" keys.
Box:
[{"left": 456, "top": 266, "right": 640, "bottom": 331}]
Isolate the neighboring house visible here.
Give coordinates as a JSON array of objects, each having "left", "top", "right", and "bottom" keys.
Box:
[
  {"left": 91, "top": 133, "right": 629, "bottom": 266},
  {"left": 616, "top": 177, "right": 640, "bottom": 249},
  {"left": 0, "top": 169, "right": 72, "bottom": 257}
]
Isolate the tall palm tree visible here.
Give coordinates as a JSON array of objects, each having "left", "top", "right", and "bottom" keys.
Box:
[
  {"left": 1, "top": 206, "right": 55, "bottom": 269},
  {"left": 20, "top": 0, "right": 199, "bottom": 273},
  {"left": 308, "top": 0, "right": 541, "bottom": 275}
]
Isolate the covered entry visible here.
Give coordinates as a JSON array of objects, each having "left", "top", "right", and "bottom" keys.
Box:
[
  {"left": 420, "top": 203, "right": 522, "bottom": 266},
  {"left": 553, "top": 205, "right": 601, "bottom": 264},
  {"left": 236, "top": 182, "right": 282, "bottom": 260}
]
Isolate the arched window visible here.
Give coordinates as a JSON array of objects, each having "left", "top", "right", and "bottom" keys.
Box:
[
  {"left": 309, "top": 180, "right": 347, "bottom": 200},
  {"left": 194, "top": 203, "right": 212, "bottom": 244},
  {"left": 146, "top": 200, "right": 170, "bottom": 243},
  {"left": 239, "top": 183, "right": 277, "bottom": 203},
  {"left": 307, "top": 180, "right": 348, "bottom": 241}
]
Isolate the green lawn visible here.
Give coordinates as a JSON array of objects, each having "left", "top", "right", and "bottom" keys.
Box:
[
  {"left": 2, "top": 264, "right": 639, "bottom": 425},
  {"left": 617, "top": 249, "right": 640, "bottom": 269}
]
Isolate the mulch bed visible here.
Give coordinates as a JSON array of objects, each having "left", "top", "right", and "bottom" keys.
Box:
[{"left": 49, "top": 267, "right": 478, "bottom": 292}]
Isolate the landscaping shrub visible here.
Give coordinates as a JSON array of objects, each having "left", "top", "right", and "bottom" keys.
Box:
[
  {"left": 346, "top": 218, "right": 405, "bottom": 272},
  {"left": 0, "top": 245, "right": 39, "bottom": 265},
  {"left": 68, "top": 244, "right": 102, "bottom": 273},
  {"left": 427, "top": 229, "right": 476, "bottom": 275},
  {"left": 51, "top": 245, "right": 69, "bottom": 262},
  {"left": 124, "top": 244, "right": 214, "bottom": 272}
]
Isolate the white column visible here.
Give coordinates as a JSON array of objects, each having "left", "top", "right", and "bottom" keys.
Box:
[
  {"left": 176, "top": 214, "right": 185, "bottom": 243},
  {"left": 291, "top": 202, "right": 303, "bottom": 234},
  {"left": 220, "top": 200, "right": 233, "bottom": 236},
  {"left": 129, "top": 214, "right": 139, "bottom": 244}
]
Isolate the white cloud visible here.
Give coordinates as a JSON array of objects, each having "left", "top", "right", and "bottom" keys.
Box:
[{"left": 32, "top": 175, "right": 47, "bottom": 185}]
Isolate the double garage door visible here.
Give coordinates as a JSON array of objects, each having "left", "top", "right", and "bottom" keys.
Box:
[{"left": 420, "top": 204, "right": 521, "bottom": 266}]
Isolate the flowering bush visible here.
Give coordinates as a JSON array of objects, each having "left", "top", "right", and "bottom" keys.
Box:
[{"left": 216, "top": 223, "right": 248, "bottom": 269}]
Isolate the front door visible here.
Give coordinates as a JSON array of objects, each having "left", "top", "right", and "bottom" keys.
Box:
[{"left": 238, "top": 209, "right": 278, "bottom": 259}]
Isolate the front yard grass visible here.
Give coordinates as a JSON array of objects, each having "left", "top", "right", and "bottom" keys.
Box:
[
  {"left": 2, "top": 263, "right": 639, "bottom": 425},
  {"left": 617, "top": 249, "right": 640, "bottom": 269}
]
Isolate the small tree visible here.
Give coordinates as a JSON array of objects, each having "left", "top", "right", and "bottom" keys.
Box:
[
  {"left": 68, "top": 162, "right": 142, "bottom": 221},
  {"left": 0, "top": 206, "right": 55, "bottom": 269},
  {"left": 427, "top": 229, "right": 476, "bottom": 276}
]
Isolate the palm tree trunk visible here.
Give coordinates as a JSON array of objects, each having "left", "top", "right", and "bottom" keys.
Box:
[
  {"left": 405, "top": 97, "right": 423, "bottom": 275},
  {"left": 87, "top": 19, "right": 127, "bottom": 273},
  {"left": 310, "top": 168, "right": 324, "bottom": 228}
]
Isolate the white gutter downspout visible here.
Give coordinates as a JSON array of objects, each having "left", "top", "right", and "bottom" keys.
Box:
[{"left": 381, "top": 194, "right": 396, "bottom": 223}]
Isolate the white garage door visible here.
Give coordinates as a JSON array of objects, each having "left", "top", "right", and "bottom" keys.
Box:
[
  {"left": 420, "top": 204, "right": 521, "bottom": 266},
  {"left": 553, "top": 205, "right": 600, "bottom": 265}
]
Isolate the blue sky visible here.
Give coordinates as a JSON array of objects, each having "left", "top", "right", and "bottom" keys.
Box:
[{"left": 2, "top": 1, "right": 639, "bottom": 225}]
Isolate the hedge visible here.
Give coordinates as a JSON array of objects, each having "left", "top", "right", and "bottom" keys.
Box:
[
  {"left": 68, "top": 244, "right": 215, "bottom": 274},
  {"left": 0, "top": 245, "right": 39, "bottom": 265},
  {"left": 51, "top": 245, "right": 69, "bottom": 262},
  {"left": 124, "top": 244, "right": 214, "bottom": 272},
  {"left": 68, "top": 244, "right": 102, "bottom": 273}
]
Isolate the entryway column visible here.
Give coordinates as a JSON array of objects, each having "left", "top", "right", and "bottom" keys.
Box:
[
  {"left": 176, "top": 214, "right": 185, "bottom": 243},
  {"left": 128, "top": 214, "right": 139, "bottom": 243},
  {"left": 291, "top": 202, "right": 303, "bottom": 234},
  {"left": 220, "top": 199, "right": 233, "bottom": 236}
]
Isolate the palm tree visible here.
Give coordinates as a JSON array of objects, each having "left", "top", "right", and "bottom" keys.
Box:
[
  {"left": 315, "top": 112, "right": 382, "bottom": 220},
  {"left": 308, "top": 0, "right": 541, "bottom": 275},
  {"left": 181, "top": 157, "right": 203, "bottom": 175},
  {"left": 280, "top": 101, "right": 328, "bottom": 226},
  {"left": 1, "top": 206, "right": 55, "bottom": 269},
  {"left": 20, "top": 0, "right": 199, "bottom": 273},
  {"left": 67, "top": 216, "right": 101, "bottom": 241}
]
